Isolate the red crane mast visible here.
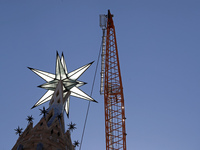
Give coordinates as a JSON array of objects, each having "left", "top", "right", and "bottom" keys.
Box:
[{"left": 100, "top": 10, "right": 127, "bottom": 150}]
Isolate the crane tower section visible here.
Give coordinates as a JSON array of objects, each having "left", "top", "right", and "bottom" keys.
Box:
[{"left": 100, "top": 10, "right": 127, "bottom": 150}]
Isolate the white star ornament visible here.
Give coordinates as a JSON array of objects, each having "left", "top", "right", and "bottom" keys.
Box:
[{"left": 28, "top": 52, "right": 97, "bottom": 117}]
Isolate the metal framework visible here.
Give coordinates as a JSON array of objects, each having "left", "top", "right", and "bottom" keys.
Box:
[{"left": 104, "top": 10, "right": 127, "bottom": 150}]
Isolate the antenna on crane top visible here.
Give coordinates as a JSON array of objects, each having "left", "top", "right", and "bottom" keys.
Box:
[{"left": 100, "top": 14, "right": 107, "bottom": 29}]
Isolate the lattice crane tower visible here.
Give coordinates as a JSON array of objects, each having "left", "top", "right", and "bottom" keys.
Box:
[{"left": 100, "top": 10, "right": 127, "bottom": 150}]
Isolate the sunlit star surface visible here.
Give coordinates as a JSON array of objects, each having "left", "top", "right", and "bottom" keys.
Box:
[{"left": 28, "top": 52, "right": 97, "bottom": 117}]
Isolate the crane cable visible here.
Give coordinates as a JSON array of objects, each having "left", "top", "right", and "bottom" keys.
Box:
[{"left": 79, "top": 38, "right": 103, "bottom": 150}]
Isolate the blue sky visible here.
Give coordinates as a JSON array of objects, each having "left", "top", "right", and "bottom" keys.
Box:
[{"left": 0, "top": 0, "right": 200, "bottom": 149}]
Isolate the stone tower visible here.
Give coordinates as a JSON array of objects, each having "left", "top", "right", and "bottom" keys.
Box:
[
  {"left": 12, "top": 81, "right": 74, "bottom": 150},
  {"left": 12, "top": 52, "right": 97, "bottom": 150}
]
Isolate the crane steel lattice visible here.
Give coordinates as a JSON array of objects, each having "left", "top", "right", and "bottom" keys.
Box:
[{"left": 100, "top": 10, "right": 127, "bottom": 150}]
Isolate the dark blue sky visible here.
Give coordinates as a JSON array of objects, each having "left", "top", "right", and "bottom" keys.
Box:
[{"left": 0, "top": 0, "right": 200, "bottom": 149}]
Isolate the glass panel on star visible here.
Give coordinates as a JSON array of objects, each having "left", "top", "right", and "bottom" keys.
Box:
[
  {"left": 64, "top": 97, "right": 70, "bottom": 117},
  {"left": 76, "top": 81, "right": 86, "bottom": 87},
  {"left": 56, "top": 56, "right": 67, "bottom": 80},
  {"left": 40, "top": 83, "right": 57, "bottom": 91},
  {"left": 35, "top": 90, "right": 54, "bottom": 106},
  {"left": 39, "top": 80, "right": 58, "bottom": 90},
  {"left": 30, "top": 68, "right": 55, "bottom": 82},
  {"left": 63, "top": 86, "right": 67, "bottom": 93},
  {"left": 70, "top": 87, "right": 94, "bottom": 101},
  {"left": 68, "top": 63, "right": 92, "bottom": 80},
  {"left": 63, "top": 92, "right": 67, "bottom": 97},
  {"left": 64, "top": 84, "right": 76, "bottom": 91},
  {"left": 63, "top": 79, "right": 77, "bottom": 90},
  {"left": 63, "top": 78, "right": 77, "bottom": 84},
  {"left": 61, "top": 54, "right": 68, "bottom": 74},
  {"left": 59, "top": 64, "right": 67, "bottom": 80},
  {"left": 56, "top": 56, "right": 61, "bottom": 79}
]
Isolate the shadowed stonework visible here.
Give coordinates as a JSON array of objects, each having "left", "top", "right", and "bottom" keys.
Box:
[{"left": 12, "top": 81, "right": 74, "bottom": 150}]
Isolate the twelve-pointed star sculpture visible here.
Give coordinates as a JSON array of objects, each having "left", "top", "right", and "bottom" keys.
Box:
[{"left": 28, "top": 52, "right": 97, "bottom": 117}]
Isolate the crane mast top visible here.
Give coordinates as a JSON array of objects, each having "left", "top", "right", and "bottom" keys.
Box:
[{"left": 100, "top": 10, "right": 127, "bottom": 150}]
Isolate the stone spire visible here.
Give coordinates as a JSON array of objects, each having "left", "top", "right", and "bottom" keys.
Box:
[
  {"left": 12, "top": 52, "right": 97, "bottom": 149},
  {"left": 12, "top": 81, "right": 74, "bottom": 150},
  {"left": 45, "top": 80, "right": 70, "bottom": 131}
]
